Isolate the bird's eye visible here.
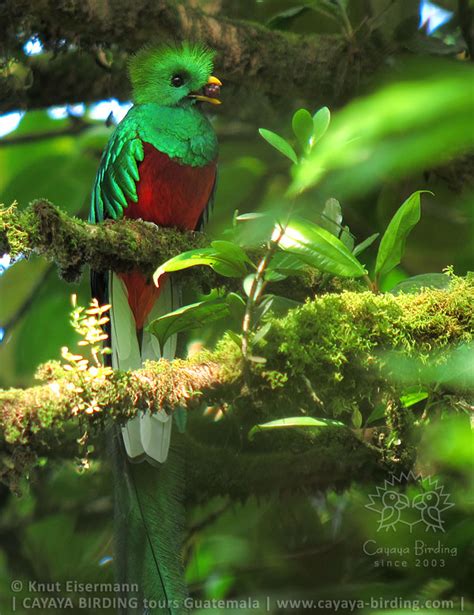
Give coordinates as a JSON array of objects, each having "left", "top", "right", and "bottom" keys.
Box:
[{"left": 171, "top": 74, "right": 185, "bottom": 87}]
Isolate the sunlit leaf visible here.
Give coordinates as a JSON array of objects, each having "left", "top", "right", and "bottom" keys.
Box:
[
  {"left": 148, "top": 299, "right": 229, "bottom": 351},
  {"left": 400, "top": 390, "right": 429, "bottom": 407},
  {"left": 235, "top": 212, "right": 270, "bottom": 221},
  {"left": 292, "top": 108, "right": 314, "bottom": 151},
  {"left": 248, "top": 416, "right": 345, "bottom": 440},
  {"left": 375, "top": 191, "right": 430, "bottom": 280},
  {"left": 312, "top": 106, "right": 331, "bottom": 144},
  {"left": 210, "top": 241, "right": 251, "bottom": 265},
  {"left": 258, "top": 128, "right": 298, "bottom": 164},
  {"left": 243, "top": 274, "right": 258, "bottom": 297},
  {"left": 291, "top": 65, "right": 474, "bottom": 196},
  {"left": 153, "top": 243, "right": 248, "bottom": 284},
  {"left": 278, "top": 216, "right": 367, "bottom": 277}
]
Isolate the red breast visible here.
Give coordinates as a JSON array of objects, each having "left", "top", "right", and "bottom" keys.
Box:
[{"left": 120, "top": 142, "right": 217, "bottom": 330}]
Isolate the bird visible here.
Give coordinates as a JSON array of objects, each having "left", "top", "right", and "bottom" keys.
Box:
[
  {"left": 89, "top": 43, "right": 220, "bottom": 612},
  {"left": 413, "top": 491, "right": 445, "bottom": 532},
  {"left": 377, "top": 490, "right": 409, "bottom": 531}
]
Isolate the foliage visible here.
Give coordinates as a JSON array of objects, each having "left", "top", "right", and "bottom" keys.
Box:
[
  {"left": 290, "top": 63, "right": 474, "bottom": 198},
  {"left": 0, "top": 0, "right": 473, "bottom": 611},
  {"left": 148, "top": 107, "right": 444, "bottom": 352}
]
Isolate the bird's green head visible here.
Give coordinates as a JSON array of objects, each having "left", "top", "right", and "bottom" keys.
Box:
[{"left": 129, "top": 43, "right": 222, "bottom": 108}]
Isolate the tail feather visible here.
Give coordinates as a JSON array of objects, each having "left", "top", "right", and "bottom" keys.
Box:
[
  {"left": 140, "top": 412, "right": 172, "bottom": 465},
  {"left": 109, "top": 273, "right": 189, "bottom": 612},
  {"left": 139, "top": 277, "right": 178, "bottom": 464},
  {"left": 110, "top": 428, "right": 189, "bottom": 614},
  {"left": 109, "top": 273, "right": 146, "bottom": 460},
  {"left": 110, "top": 274, "right": 179, "bottom": 464}
]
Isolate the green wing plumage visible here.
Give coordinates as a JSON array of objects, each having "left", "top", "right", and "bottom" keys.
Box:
[{"left": 89, "top": 123, "right": 144, "bottom": 223}]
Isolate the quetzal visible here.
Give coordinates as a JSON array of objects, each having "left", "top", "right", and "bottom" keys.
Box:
[{"left": 89, "top": 44, "right": 220, "bottom": 613}]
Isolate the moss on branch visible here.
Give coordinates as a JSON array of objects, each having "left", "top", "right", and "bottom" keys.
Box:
[
  {"left": 0, "top": 200, "right": 208, "bottom": 282},
  {"left": 0, "top": 200, "right": 347, "bottom": 299},
  {"left": 0, "top": 0, "right": 381, "bottom": 117},
  {"left": 0, "top": 277, "right": 472, "bottom": 496}
]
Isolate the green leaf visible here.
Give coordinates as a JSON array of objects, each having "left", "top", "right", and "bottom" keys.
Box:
[
  {"left": 390, "top": 273, "right": 451, "bottom": 295},
  {"left": 256, "top": 294, "right": 301, "bottom": 321},
  {"left": 265, "top": 252, "right": 307, "bottom": 281},
  {"left": 375, "top": 191, "right": 430, "bottom": 280},
  {"left": 278, "top": 216, "right": 367, "bottom": 277},
  {"left": 2, "top": 153, "right": 98, "bottom": 215},
  {"left": 339, "top": 225, "right": 355, "bottom": 251},
  {"left": 292, "top": 108, "right": 314, "bottom": 151},
  {"left": 14, "top": 275, "right": 79, "bottom": 380},
  {"left": 226, "top": 292, "right": 246, "bottom": 325},
  {"left": 352, "top": 407, "right": 363, "bottom": 428},
  {"left": 248, "top": 416, "right": 345, "bottom": 441},
  {"left": 226, "top": 330, "right": 242, "bottom": 349},
  {"left": 252, "top": 322, "right": 272, "bottom": 345},
  {"left": 353, "top": 233, "right": 380, "bottom": 257},
  {"left": 153, "top": 245, "right": 248, "bottom": 284},
  {"left": 243, "top": 274, "right": 258, "bottom": 298},
  {"left": 320, "top": 198, "right": 342, "bottom": 236},
  {"left": 366, "top": 404, "right": 386, "bottom": 425},
  {"left": 258, "top": 128, "right": 298, "bottom": 164},
  {"left": 235, "top": 212, "right": 270, "bottom": 221},
  {"left": 235, "top": 212, "right": 275, "bottom": 247},
  {"left": 312, "top": 106, "right": 331, "bottom": 144},
  {"left": 291, "top": 65, "right": 474, "bottom": 196},
  {"left": 147, "top": 299, "right": 229, "bottom": 351},
  {"left": 210, "top": 241, "right": 251, "bottom": 264},
  {"left": 400, "top": 390, "right": 429, "bottom": 408}
]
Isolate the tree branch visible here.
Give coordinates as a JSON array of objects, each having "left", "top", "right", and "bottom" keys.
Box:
[
  {"left": 0, "top": 200, "right": 209, "bottom": 282},
  {"left": 0, "top": 200, "right": 340, "bottom": 300},
  {"left": 0, "top": 0, "right": 382, "bottom": 116},
  {"left": 0, "top": 278, "right": 472, "bottom": 497}
]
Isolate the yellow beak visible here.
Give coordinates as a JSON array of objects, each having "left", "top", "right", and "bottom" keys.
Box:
[{"left": 207, "top": 75, "right": 222, "bottom": 86}]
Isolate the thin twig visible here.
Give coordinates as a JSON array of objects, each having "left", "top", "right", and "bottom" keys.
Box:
[{"left": 241, "top": 225, "right": 284, "bottom": 362}]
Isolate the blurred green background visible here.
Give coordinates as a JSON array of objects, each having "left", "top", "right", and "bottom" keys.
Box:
[{"left": 0, "top": 0, "right": 473, "bottom": 613}]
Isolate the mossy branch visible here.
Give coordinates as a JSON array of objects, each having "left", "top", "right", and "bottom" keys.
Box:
[
  {"left": 0, "top": 278, "right": 472, "bottom": 497},
  {"left": 0, "top": 200, "right": 208, "bottom": 282},
  {"left": 0, "top": 0, "right": 381, "bottom": 117},
  {"left": 0, "top": 200, "right": 339, "bottom": 299}
]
